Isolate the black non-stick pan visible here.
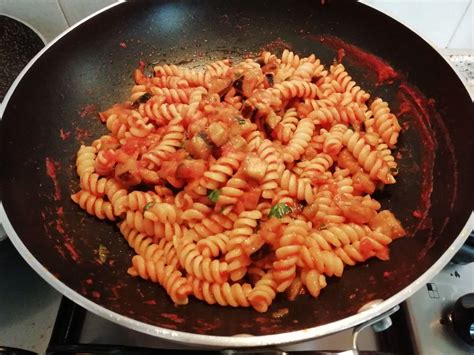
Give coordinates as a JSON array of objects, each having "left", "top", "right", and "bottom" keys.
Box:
[{"left": 1, "top": 0, "right": 473, "bottom": 348}]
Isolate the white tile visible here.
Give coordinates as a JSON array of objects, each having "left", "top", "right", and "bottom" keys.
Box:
[
  {"left": 59, "top": 0, "right": 117, "bottom": 26},
  {"left": 448, "top": 1, "right": 473, "bottom": 49},
  {"left": 0, "top": 0, "right": 68, "bottom": 43},
  {"left": 363, "top": 0, "right": 470, "bottom": 49}
]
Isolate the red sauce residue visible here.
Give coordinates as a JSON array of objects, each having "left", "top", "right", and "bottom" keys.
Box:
[
  {"left": 55, "top": 219, "right": 65, "bottom": 234},
  {"left": 43, "top": 203, "right": 82, "bottom": 262},
  {"left": 412, "top": 210, "right": 422, "bottom": 218},
  {"left": 64, "top": 241, "right": 79, "bottom": 261},
  {"left": 119, "top": 42, "right": 127, "bottom": 48},
  {"left": 162, "top": 313, "right": 185, "bottom": 324},
  {"left": 75, "top": 127, "right": 92, "bottom": 140},
  {"left": 110, "top": 286, "right": 120, "bottom": 300},
  {"left": 46, "top": 157, "right": 61, "bottom": 201},
  {"left": 79, "top": 104, "right": 97, "bottom": 118},
  {"left": 92, "top": 291, "right": 101, "bottom": 298},
  {"left": 138, "top": 60, "right": 146, "bottom": 70},
  {"left": 311, "top": 35, "right": 399, "bottom": 85},
  {"left": 54, "top": 245, "right": 66, "bottom": 259},
  {"left": 397, "top": 101, "right": 411, "bottom": 117},
  {"left": 86, "top": 279, "right": 93, "bottom": 285},
  {"left": 59, "top": 129, "right": 71, "bottom": 140},
  {"left": 260, "top": 38, "right": 293, "bottom": 53},
  {"left": 194, "top": 319, "right": 222, "bottom": 333},
  {"left": 397, "top": 84, "right": 436, "bottom": 234},
  {"left": 337, "top": 48, "right": 346, "bottom": 63},
  {"left": 383, "top": 271, "right": 392, "bottom": 278}
]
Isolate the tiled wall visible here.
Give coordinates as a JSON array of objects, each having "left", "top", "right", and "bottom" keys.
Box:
[
  {"left": 0, "top": 0, "right": 472, "bottom": 49},
  {"left": 361, "top": 0, "right": 473, "bottom": 52}
]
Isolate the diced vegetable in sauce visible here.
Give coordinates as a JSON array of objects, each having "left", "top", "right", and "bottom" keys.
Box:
[
  {"left": 135, "top": 92, "right": 152, "bottom": 104},
  {"left": 369, "top": 210, "right": 406, "bottom": 240},
  {"left": 184, "top": 134, "right": 212, "bottom": 159},
  {"left": 208, "top": 122, "right": 229, "bottom": 147},
  {"left": 242, "top": 155, "right": 268, "bottom": 181},
  {"left": 176, "top": 159, "right": 206, "bottom": 180}
]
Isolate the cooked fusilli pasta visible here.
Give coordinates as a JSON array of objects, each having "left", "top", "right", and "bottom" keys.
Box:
[{"left": 72, "top": 51, "right": 406, "bottom": 313}]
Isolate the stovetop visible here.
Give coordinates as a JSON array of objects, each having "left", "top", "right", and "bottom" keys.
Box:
[{"left": 404, "top": 262, "right": 474, "bottom": 354}]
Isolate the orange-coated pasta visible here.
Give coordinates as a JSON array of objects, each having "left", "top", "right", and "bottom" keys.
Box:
[{"left": 72, "top": 50, "right": 406, "bottom": 313}]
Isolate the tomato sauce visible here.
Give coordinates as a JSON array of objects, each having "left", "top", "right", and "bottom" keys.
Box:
[
  {"left": 46, "top": 157, "right": 61, "bottom": 201},
  {"left": 311, "top": 35, "right": 399, "bottom": 85},
  {"left": 59, "top": 128, "right": 71, "bottom": 140},
  {"left": 64, "top": 241, "right": 79, "bottom": 261},
  {"left": 79, "top": 104, "right": 97, "bottom": 118}
]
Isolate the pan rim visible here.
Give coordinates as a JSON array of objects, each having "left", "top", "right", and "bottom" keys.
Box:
[{"left": 1, "top": 0, "right": 474, "bottom": 348}]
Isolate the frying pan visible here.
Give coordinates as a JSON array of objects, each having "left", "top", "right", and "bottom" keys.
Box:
[{"left": 1, "top": 0, "right": 473, "bottom": 348}]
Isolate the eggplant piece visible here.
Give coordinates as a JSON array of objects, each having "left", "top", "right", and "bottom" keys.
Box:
[
  {"left": 241, "top": 101, "right": 255, "bottom": 118},
  {"left": 233, "top": 75, "right": 244, "bottom": 94},
  {"left": 184, "top": 133, "right": 213, "bottom": 159},
  {"left": 132, "top": 92, "right": 152, "bottom": 107},
  {"left": 209, "top": 77, "right": 233, "bottom": 96},
  {"left": 265, "top": 73, "right": 274, "bottom": 87},
  {"left": 255, "top": 57, "right": 265, "bottom": 67}
]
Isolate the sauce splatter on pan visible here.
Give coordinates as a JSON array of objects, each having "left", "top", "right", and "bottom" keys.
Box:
[
  {"left": 313, "top": 35, "right": 399, "bottom": 85},
  {"left": 45, "top": 157, "right": 61, "bottom": 201}
]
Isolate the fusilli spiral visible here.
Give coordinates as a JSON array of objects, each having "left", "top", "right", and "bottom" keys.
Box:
[{"left": 72, "top": 51, "right": 406, "bottom": 313}]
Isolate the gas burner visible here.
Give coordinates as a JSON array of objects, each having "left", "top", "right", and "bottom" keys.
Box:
[{"left": 405, "top": 261, "right": 474, "bottom": 354}]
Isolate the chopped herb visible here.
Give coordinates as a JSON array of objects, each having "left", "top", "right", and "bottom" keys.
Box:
[
  {"left": 268, "top": 202, "right": 292, "bottom": 219},
  {"left": 98, "top": 244, "right": 109, "bottom": 264},
  {"left": 208, "top": 189, "right": 221, "bottom": 203},
  {"left": 136, "top": 93, "right": 152, "bottom": 104},
  {"left": 348, "top": 124, "right": 355, "bottom": 131},
  {"left": 144, "top": 201, "right": 155, "bottom": 211},
  {"left": 319, "top": 223, "right": 327, "bottom": 230},
  {"left": 390, "top": 167, "right": 399, "bottom": 174},
  {"left": 234, "top": 116, "right": 246, "bottom": 125}
]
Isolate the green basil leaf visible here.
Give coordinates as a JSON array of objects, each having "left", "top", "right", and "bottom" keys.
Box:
[
  {"left": 208, "top": 189, "right": 221, "bottom": 203},
  {"left": 268, "top": 202, "right": 292, "bottom": 219},
  {"left": 144, "top": 201, "right": 155, "bottom": 211}
]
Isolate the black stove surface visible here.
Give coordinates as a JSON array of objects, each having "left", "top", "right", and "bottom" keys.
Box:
[{"left": 0, "top": 15, "right": 44, "bottom": 101}]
